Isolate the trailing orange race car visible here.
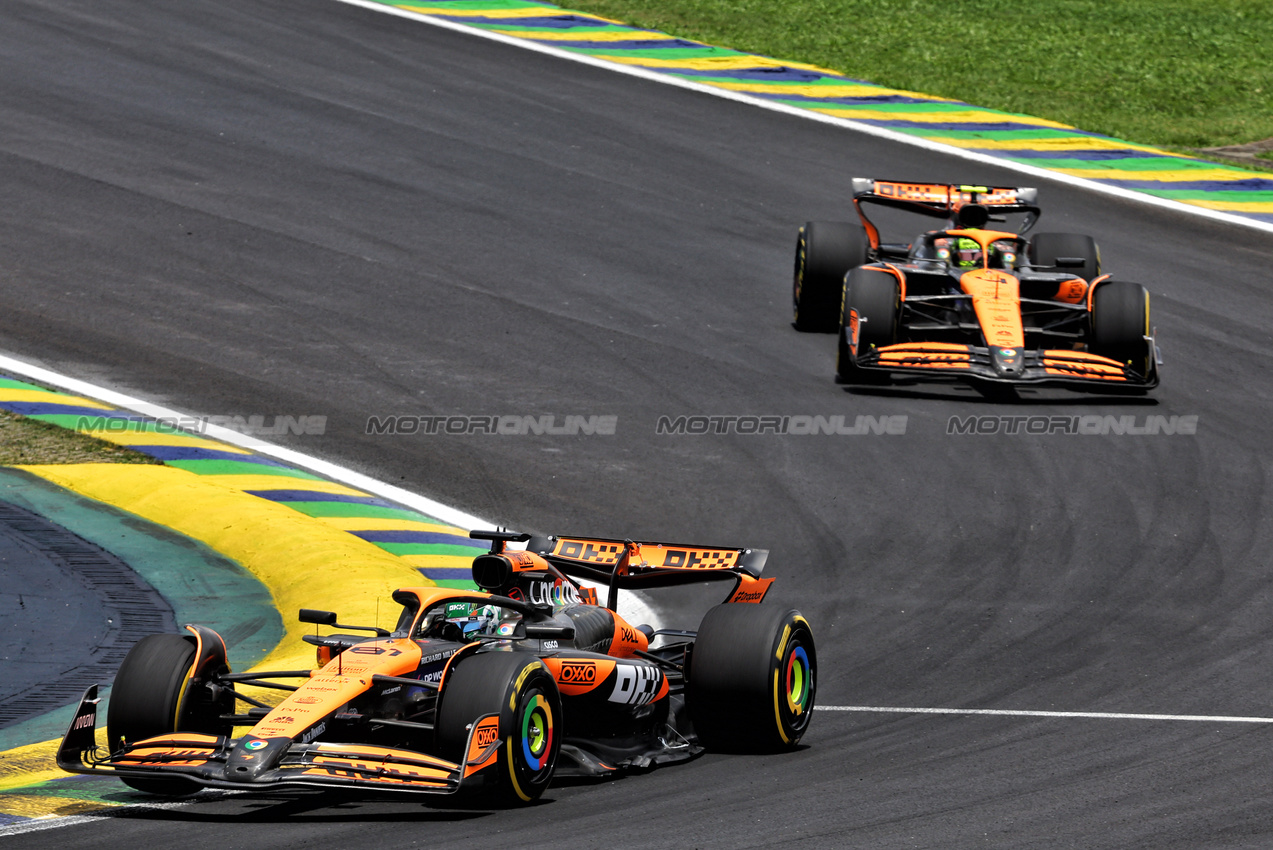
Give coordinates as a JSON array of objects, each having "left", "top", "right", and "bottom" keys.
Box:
[
  {"left": 792, "top": 179, "right": 1160, "bottom": 393},
  {"left": 57, "top": 530, "right": 815, "bottom": 805}
]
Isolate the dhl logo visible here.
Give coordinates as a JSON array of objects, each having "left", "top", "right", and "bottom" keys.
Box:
[
  {"left": 659, "top": 548, "right": 738, "bottom": 569},
  {"left": 875, "top": 182, "right": 950, "bottom": 203},
  {"left": 307, "top": 763, "right": 449, "bottom": 782},
  {"left": 554, "top": 539, "right": 623, "bottom": 564}
]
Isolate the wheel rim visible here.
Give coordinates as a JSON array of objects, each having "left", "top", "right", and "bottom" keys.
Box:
[
  {"left": 784, "top": 644, "right": 812, "bottom": 716},
  {"left": 519, "top": 694, "right": 553, "bottom": 771}
]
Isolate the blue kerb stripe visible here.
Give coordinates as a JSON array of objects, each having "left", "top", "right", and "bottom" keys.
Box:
[
  {"left": 0, "top": 402, "right": 147, "bottom": 419},
  {"left": 669, "top": 67, "right": 849, "bottom": 82},
  {"left": 125, "top": 446, "right": 292, "bottom": 465},
  {"left": 858, "top": 120, "right": 1107, "bottom": 135},
  {"left": 245, "top": 489, "right": 402, "bottom": 508},
  {"left": 987, "top": 149, "right": 1170, "bottom": 162},
  {"left": 1104, "top": 179, "right": 1273, "bottom": 192},
  {"left": 438, "top": 14, "right": 615, "bottom": 27},
  {"left": 755, "top": 93, "right": 944, "bottom": 106}
]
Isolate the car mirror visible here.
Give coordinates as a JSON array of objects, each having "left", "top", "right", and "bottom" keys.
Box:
[{"left": 299, "top": 608, "right": 338, "bottom": 626}]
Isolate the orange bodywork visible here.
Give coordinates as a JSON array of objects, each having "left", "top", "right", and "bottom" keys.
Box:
[
  {"left": 542, "top": 657, "right": 618, "bottom": 697},
  {"left": 114, "top": 734, "right": 221, "bottom": 768},
  {"left": 943, "top": 228, "right": 1026, "bottom": 350},
  {"left": 728, "top": 575, "right": 775, "bottom": 604},
  {"left": 875, "top": 343, "right": 973, "bottom": 370},
  {"left": 960, "top": 267, "right": 1023, "bottom": 349},
  {"left": 252, "top": 638, "right": 423, "bottom": 740}
]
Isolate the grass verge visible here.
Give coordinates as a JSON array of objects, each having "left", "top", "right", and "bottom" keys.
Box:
[
  {"left": 563, "top": 0, "right": 1273, "bottom": 157},
  {"left": 0, "top": 410, "right": 160, "bottom": 465}
]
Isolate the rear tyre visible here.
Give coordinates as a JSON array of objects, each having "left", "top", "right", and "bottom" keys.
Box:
[
  {"left": 1091, "top": 280, "right": 1152, "bottom": 374},
  {"left": 1029, "top": 232, "right": 1100, "bottom": 282},
  {"left": 794, "top": 221, "right": 868, "bottom": 332},
  {"left": 836, "top": 268, "right": 899, "bottom": 384},
  {"left": 107, "top": 634, "right": 228, "bottom": 796},
  {"left": 687, "top": 605, "right": 816, "bottom": 752},
  {"left": 436, "top": 652, "right": 561, "bottom": 805}
]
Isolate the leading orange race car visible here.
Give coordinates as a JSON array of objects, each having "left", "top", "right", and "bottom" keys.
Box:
[{"left": 57, "top": 530, "right": 815, "bottom": 805}]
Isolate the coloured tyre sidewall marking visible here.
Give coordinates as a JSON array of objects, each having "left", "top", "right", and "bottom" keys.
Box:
[
  {"left": 786, "top": 645, "right": 811, "bottom": 715},
  {"left": 520, "top": 694, "right": 553, "bottom": 771}
]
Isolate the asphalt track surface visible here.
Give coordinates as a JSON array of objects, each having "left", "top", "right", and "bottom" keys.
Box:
[{"left": 3, "top": 0, "right": 1273, "bottom": 846}]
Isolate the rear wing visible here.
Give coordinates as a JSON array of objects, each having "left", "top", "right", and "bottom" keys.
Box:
[
  {"left": 472, "top": 531, "right": 772, "bottom": 610},
  {"left": 850, "top": 178, "right": 1041, "bottom": 247}
]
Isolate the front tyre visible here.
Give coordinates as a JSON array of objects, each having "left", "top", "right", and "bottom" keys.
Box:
[
  {"left": 436, "top": 652, "right": 561, "bottom": 805},
  {"left": 836, "top": 267, "right": 899, "bottom": 384},
  {"left": 107, "top": 633, "right": 228, "bottom": 795},
  {"left": 687, "top": 605, "right": 817, "bottom": 752},
  {"left": 1091, "top": 280, "right": 1152, "bottom": 375},
  {"left": 794, "top": 221, "right": 868, "bottom": 332}
]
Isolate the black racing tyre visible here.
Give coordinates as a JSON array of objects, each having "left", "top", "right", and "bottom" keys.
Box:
[
  {"left": 1029, "top": 232, "right": 1100, "bottom": 282},
  {"left": 836, "top": 267, "right": 899, "bottom": 384},
  {"left": 1091, "top": 280, "right": 1152, "bottom": 373},
  {"left": 793, "top": 221, "right": 868, "bottom": 332},
  {"left": 687, "top": 605, "right": 816, "bottom": 753},
  {"left": 436, "top": 652, "right": 561, "bottom": 805},
  {"left": 107, "top": 633, "right": 227, "bottom": 796}
]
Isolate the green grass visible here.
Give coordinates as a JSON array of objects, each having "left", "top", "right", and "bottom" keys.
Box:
[
  {"left": 561, "top": 0, "right": 1273, "bottom": 150},
  {"left": 0, "top": 410, "right": 161, "bottom": 465}
]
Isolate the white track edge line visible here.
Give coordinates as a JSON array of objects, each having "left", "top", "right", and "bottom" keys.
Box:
[
  {"left": 0, "top": 352, "right": 659, "bottom": 627},
  {"left": 817, "top": 705, "right": 1273, "bottom": 723},
  {"left": 0, "top": 352, "right": 486, "bottom": 528},
  {"left": 331, "top": 0, "right": 1273, "bottom": 238}
]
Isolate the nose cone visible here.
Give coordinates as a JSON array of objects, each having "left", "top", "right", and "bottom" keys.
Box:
[
  {"left": 991, "top": 346, "right": 1024, "bottom": 376},
  {"left": 226, "top": 736, "right": 289, "bottom": 782}
]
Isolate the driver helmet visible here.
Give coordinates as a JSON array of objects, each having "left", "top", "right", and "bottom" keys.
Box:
[
  {"left": 463, "top": 604, "right": 503, "bottom": 637},
  {"left": 953, "top": 236, "right": 982, "bottom": 268}
]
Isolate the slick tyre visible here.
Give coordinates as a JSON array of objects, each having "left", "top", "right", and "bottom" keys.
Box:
[
  {"left": 687, "top": 605, "right": 816, "bottom": 753},
  {"left": 107, "top": 633, "right": 227, "bottom": 796},
  {"left": 1029, "top": 232, "right": 1100, "bottom": 282},
  {"left": 1091, "top": 280, "right": 1152, "bottom": 375},
  {"left": 836, "top": 267, "right": 899, "bottom": 384},
  {"left": 794, "top": 221, "right": 868, "bottom": 332},
  {"left": 436, "top": 652, "right": 561, "bottom": 805}
]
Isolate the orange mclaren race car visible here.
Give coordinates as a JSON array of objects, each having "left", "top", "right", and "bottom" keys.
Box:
[
  {"left": 57, "top": 530, "right": 815, "bottom": 804},
  {"left": 792, "top": 179, "right": 1159, "bottom": 392}
]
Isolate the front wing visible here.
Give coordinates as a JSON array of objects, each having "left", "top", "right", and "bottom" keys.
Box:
[
  {"left": 854, "top": 342, "right": 1159, "bottom": 389},
  {"left": 56, "top": 685, "right": 499, "bottom": 796}
]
